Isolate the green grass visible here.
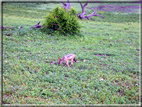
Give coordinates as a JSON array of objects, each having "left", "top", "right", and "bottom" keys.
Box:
[{"left": 2, "top": 3, "right": 140, "bottom": 105}]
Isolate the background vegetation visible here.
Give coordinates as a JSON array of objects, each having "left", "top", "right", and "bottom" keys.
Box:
[
  {"left": 41, "top": 6, "right": 80, "bottom": 35},
  {"left": 2, "top": 2, "right": 140, "bottom": 105}
]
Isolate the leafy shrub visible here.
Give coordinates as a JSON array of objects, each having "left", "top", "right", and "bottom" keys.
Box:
[{"left": 41, "top": 6, "right": 81, "bottom": 35}]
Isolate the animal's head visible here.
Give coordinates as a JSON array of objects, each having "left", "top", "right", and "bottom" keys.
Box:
[{"left": 58, "top": 57, "right": 63, "bottom": 66}]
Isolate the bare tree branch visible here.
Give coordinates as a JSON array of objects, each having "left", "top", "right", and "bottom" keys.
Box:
[
  {"left": 35, "top": 21, "right": 40, "bottom": 26},
  {"left": 60, "top": 0, "right": 70, "bottom": 11},
  {"left": 67, "top": 0, "right": 70, "bottom": 3},
  {"left": 30, "top": 21, "right": 41, "bottom": 28},
  {"left": 78, "top": 0, "right": 88, "bottom": 13},
  {"left": 77, "top": 0, "right": 104, "bottom": 20},
  {"left": 85, "top": 10, "right": 104, "bottom": 20},
  {"left": 60, "top": 0, "right": 104, "bottom": 20}
]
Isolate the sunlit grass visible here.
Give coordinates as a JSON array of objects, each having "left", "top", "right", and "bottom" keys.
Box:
[{"left": 2, "top": 3, "right": 140, "bottom": 105}]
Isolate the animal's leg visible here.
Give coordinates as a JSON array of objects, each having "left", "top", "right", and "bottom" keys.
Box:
[
  {"left": 66, "top": 60, "right": 69, "bottom": 67},
  {"left": 71, "top": 59, "right": 73, "bottom": 65}
]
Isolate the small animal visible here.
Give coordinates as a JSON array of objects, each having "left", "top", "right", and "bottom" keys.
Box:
[{"left": 58, "top": 54, "right": 76, "bottom": 67}]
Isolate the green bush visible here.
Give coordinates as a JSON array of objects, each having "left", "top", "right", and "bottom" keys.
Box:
[{"left": 41, "top": 6, "right": 81, "bottom": 35}]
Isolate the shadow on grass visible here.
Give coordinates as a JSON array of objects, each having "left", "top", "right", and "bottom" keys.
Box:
[{"left": 94, "top": 53, "right": 116, "bottom": 57}]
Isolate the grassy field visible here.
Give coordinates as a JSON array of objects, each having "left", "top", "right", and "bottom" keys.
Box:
[{"left": 2, "top": 3, "right": 140, "bottom": 105}]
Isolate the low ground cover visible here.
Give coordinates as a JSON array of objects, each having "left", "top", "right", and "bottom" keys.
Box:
[{"left": 2, "top": 3, "right": 140, "bottom": 104}]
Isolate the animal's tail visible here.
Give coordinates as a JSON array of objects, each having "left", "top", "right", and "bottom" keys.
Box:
[{"left": 73, "top": 58, "right": 77, "bottom": 62}]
